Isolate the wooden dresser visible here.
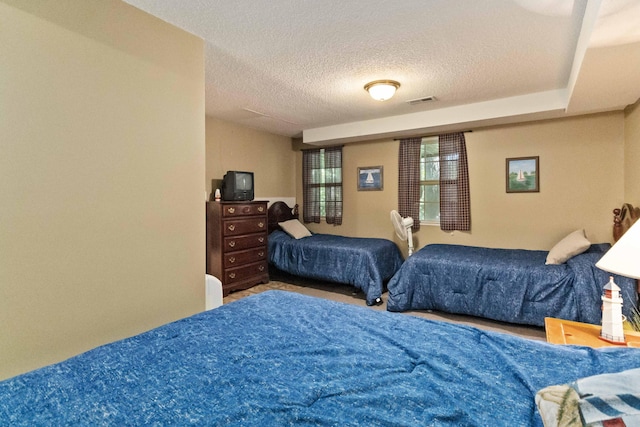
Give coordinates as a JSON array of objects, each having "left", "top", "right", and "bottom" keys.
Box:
[{"left": 206, "top": 201, "right": 269, "bottom": 295}]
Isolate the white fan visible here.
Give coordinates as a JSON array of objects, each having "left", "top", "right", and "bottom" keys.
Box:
[{"left": 390, "top": 210, "right": 414, "bottom": 256}]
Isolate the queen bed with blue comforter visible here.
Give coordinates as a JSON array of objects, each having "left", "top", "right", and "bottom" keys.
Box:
[
  {"left": 386, "top": 243, "right": 638, "bottom": 326},
  {"left": 1, "top": 290, "right": 639, "bottom": 426},
  {"left": 267, "top": 201, "right": 404, "bottom": 305}
]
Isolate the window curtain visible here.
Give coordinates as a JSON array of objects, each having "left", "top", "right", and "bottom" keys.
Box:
[
  {"left": 303, "top": 148, "right": 322, "bottom": 223},
  {"left": 439, "top": 132, "right": 471, "bottom": 231},
  {"left": 398, "top": 138, "right": 422, "bottom": 231},
  {"left": 323, "top": 146, "right": 343, "bottom": 225},
  {"left": 302, "top": 146, "right": 343, "bottom": 225}
]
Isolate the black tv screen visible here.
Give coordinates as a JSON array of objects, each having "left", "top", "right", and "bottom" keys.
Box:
[{"left": 221, "top": 171, "right": 254, "bottom": 201}]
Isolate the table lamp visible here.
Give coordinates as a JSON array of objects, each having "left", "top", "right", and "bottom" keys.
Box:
[
  {"left": 596, "top": 219, "right": 640, "bottom": 280},
  {"left": 596, "top": 219, "right": 640, "bottom": 343}
]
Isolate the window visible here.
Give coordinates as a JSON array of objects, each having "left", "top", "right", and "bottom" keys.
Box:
[
  {"left": 399, "top": 132, "right": 469, "bottom": 231},
  {"left": 308, "top": 149, "right": 341, "bottom": 218},
  {"left": 303, "top": 147, "right": 343, "bottom": 225},
  {"left": 419, "top": 137, "right": 440, "bottom": 224}
]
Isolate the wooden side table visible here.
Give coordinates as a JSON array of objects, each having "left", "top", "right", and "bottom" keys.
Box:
[{"left": 545, "top": 317, "right": 640, "bottom": 348}]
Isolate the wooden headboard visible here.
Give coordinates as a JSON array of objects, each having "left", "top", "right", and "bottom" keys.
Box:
[
  {"left": 612, "top": 203, "right": 640, "bottom": 295},
  {"left": 613, "top": 203, "right": 640, "bottom": 241},
  {"left": 268, "top": 201, "right": 299, "bottom": 234}
]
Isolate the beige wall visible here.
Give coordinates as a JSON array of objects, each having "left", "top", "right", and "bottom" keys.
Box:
[
  {"left": 297, "top": 112, "right": 626, "bottom": 256},
  {"left": 205, "top": 116, "right": 295, "bottom": 199},
  {"left": 293, "top": 138, "right": 399, "bottom": 240},
  {"left": 461, "top": 113, "right": 624, "bottom": 249},
  {"left": 0, "top": 0, "right": 205, "bottom": 380},
  {"left": 624, "top": 99, "right": 640, "bottom": 204}
]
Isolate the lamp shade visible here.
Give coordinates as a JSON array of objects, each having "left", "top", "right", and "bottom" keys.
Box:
[
  {"left": 364, "top": 80, "right": 400, "bottom": 101},
  {"left": 596, "top": 219, "right": 640, "bottom": 279}
]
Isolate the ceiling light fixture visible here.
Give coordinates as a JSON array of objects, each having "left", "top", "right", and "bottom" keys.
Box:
[{"left": 364, "top": 80, "right": 400, "bottom": 101}]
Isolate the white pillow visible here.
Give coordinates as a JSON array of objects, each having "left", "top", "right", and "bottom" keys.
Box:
[
  {"left": 545, "top": 229, "right": 591, "bottom": 265},
  {"left": 279, "top": 219, "right": 312, "bottom": 239}
]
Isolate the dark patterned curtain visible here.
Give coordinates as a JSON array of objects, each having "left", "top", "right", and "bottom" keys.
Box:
[
  {"left": 302, "top": 146, "right": 343, "bottom": 225},
  {"left": 323, "top": 146, "right": 343, "bottom": 225},
  {"left": 303, "top": 148, "right": 321, "bottom": 223},
  {"left": 398, "top": 138, "right": 422, "bottom": 231},
  {"left": 439, "top": 132, "right": 470, "bottom": 231}
]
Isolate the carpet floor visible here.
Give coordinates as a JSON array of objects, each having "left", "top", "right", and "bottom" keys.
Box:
[{"left": 224, "top": 272, "right": 547, "bottom": 341}]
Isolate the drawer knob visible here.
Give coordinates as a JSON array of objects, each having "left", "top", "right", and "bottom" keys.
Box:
[
  {"left": 258, "top": 237, "right": 264, "bottom": 243},
  {"left": 227, "top": 207, "right": 235, "bottom": 214},
  {"left": 258, "top": 206, "right": 264, "bottom": 212},
  {"left": 258, "top": 265, "right": 265, "bottom": 272},
  {"left": 229, "top": 273, "right": 236, "bottom": 279},
  {"left": 228, "top": 224, "right": 236, "bottom": 231},
  {"left": 228, "top": 241, "right": 236, "bottom": 248},
  {"left": 228, "top": 257, "right": 236, "bottom": 264},
  {"left": 258, "top": 251, "right": 264, "bottom": 257},
  {"left": 258, "top": 222, "right": 264, "bottom": 228}
]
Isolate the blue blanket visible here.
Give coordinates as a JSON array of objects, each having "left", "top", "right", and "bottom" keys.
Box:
[
  {"left": 1, "top": 291, "right": 640, "bottom": 426},
  {"left": 268, "top": 230, "right": 404, "bottom": 305},
  {"left": 387, "top": 243, "right": 638, "bottom": 326}
]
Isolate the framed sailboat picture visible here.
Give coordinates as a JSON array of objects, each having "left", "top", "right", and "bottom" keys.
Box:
[
  {"left": 506, "top": 156, "right": 539, "bottom": 193},
  {"left": 357, "top": 166, "right": 383, "bottom": 191}
]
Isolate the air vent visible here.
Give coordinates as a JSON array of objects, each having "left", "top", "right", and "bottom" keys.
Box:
[
  {"left": 242, "top": 108, "right": 269, "bottom": 117},
  {"left": 241, "top": 108, "right": 299, "bottom": 125},
  {"left": 406, "top": 96, "right": 436, "bottom": 106}
]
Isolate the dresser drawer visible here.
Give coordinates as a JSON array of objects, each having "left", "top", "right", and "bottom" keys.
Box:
[
  {"left": 224, "top": 247, "right": 267, "bottom": 268},
  {"left": 223, "top": 233, "right": 267, "bottom": 252},
  {"left": 225, "top": 261, "right": 268, "bottom": 284},
  {"left": 222, "top": 218, "right": 266, "bottom": 236},
  {"left": 221, "top": 203, "right": 267, "bottom": 218}
]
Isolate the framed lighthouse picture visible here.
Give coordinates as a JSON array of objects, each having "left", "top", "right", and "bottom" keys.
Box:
[{"left": 506, "top": 156, "right": 539, "bottom": 193}]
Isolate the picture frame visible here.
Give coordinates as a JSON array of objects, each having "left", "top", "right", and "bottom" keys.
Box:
[
  {"left": 506, "top": 156, "right": 539, "bottom": 193},
  {"left": 357, "top": 166, "right": 383, "bottom": 191}
]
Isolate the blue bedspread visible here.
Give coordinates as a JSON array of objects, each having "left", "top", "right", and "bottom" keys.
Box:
[
  {"left": 1, "top": 291, "right": 640, "bottom": 426},
  {"left": 387, "top": 243, "right": 638, "bottom": 326},
  {"left": 268, "top": 230, "right": 404, "bottom": 305}
]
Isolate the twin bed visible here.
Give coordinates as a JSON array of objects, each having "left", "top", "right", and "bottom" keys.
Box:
[
  {"left": 2, "top": 290, "right": 639, "bottom": 426},
  {"left": 386, "top": 242, "right": 638, "bottom": 326},
  {"left": 267, "top": 201, "right": 404, "bottom": 305}
]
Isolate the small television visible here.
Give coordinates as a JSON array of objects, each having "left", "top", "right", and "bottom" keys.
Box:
[{"left": 221, "top": 171, "right": 254, "bottom": 201}]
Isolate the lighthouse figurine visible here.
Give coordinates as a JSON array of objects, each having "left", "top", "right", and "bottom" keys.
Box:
[{"left": 600, "top": 276, "right": 625, "bottom": 344}]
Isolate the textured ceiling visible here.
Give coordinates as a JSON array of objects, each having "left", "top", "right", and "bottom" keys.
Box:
[{"left": 123, "top": 0, "right": 640, "bottom": 145}]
